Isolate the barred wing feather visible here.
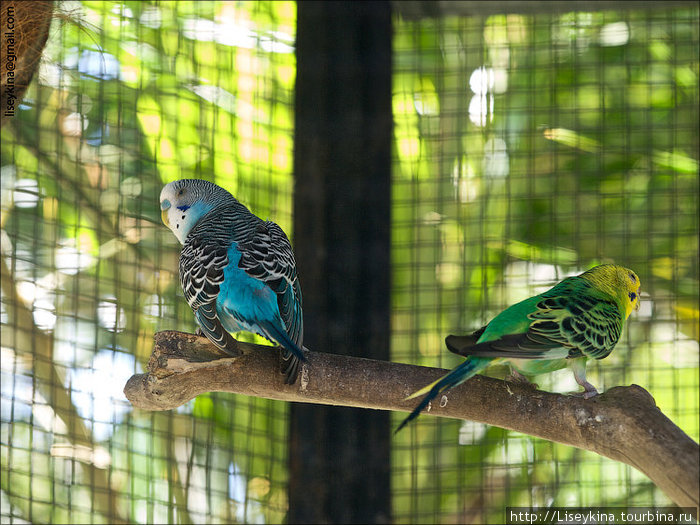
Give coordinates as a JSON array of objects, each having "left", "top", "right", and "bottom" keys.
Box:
[{"left": 237, "top": 221, "right": 303, "bottom": 347}]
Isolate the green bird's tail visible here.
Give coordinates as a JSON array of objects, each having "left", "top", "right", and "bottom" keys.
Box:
[{"left": 395, "top": 357, "right": 491, "bottom": 433}]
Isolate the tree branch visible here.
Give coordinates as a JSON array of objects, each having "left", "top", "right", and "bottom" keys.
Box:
[{"left": 125, "top": 330, "right": 699, "bottom": 511}]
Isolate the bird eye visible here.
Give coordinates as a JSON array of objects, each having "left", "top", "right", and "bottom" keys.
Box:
[
  {"left": 178, "top": 189, "right": 184, "bottom": 196},
  {"left": 629, "top": 292, "right": 636, "bottom": 302}
]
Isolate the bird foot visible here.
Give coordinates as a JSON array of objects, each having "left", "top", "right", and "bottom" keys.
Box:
[
  {"left": 194, "top": 327, "right": 243, "bottom": 357},
  {"left": 566, "top": 389, "right": 599, "bottom": 399},
  {"left": 568, "top": 378, "right": 599, "bottom": 399},
  {"left": 223, "top": 339, "right": 243, "bottom": 357},
  {"left": 507, "top": 370, "right": 538, "bottom": 389}
]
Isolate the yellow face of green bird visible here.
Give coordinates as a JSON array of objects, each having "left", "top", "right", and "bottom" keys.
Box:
[{"left": 580, "top": 264, "right": 641, "bottom": 319}]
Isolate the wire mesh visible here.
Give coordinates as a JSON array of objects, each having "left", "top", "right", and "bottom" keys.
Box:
[
  {"left": 0, "top": 1, "right": 698, "bottom": 524},
  {"left": 391, "top": 5, "right": 699, "bottom": 523},
  {"left": 2, "top": 1, "right": 295, "bottom": 523}
]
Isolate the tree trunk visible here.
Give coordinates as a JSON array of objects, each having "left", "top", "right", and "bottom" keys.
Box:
[{"left": 290, "top": 1, "right": 393, "bottom": 522}]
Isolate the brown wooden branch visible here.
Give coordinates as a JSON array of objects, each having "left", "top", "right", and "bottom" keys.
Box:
[{"left": 125, "top": 330, "right": 699, "bottom": 511}]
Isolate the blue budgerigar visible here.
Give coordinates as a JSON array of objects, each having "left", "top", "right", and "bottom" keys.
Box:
[
  {"left": 160, "top": 179, "right": 306, "bottom": 384},
  {"left": 396, "top": 264, "right": 641, "bottom": 432}
]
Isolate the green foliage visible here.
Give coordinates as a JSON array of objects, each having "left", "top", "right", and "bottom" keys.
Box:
[
  {"left": 391, "top": 7, "right": 698, "bottom": 522},
  {"left": 0, "top": 2, "right": 697, "bottom": 524},
  {"left": 2, "top": 1, "right": 295, "bottom": 523}
]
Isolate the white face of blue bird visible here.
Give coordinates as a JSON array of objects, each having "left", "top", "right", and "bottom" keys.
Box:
[{"left": 159, "top": 180, "right": 218, "bottom": 244}]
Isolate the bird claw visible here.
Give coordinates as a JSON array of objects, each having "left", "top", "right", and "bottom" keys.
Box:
[
  {"left": 223, "top": 341, "right": 243, "bottom": 357},
  {"left": 570, "top": 377, "right": 599, "bottom": 399},
  {"left": 567, "top": 389, "right": 599, "bottom": 399},
  {"left": 194, "top": 326, "right": 243, "bottom": 357},
  {"left": 507, "top": 370, "right": 538, "bottom": 389}
]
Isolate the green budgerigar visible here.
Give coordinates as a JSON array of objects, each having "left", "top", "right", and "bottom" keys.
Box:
[{"left": 396, "top": 264, "right": 641, "bottom": 433}]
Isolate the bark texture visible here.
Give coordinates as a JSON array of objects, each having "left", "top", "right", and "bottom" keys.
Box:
[{"left": 125, "top": 330, "right": 699, "bottom": 511}]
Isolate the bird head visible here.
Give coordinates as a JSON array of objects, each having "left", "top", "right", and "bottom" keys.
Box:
[
  {"left": 581, "top": 264, "right": 641, "bottom": 319},
  {"left": 159, "top": 179, "right": 235, "bottom": 244}
]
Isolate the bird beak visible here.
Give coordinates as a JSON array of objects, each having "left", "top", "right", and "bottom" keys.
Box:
[{"left": 160, "top": 200, "right": 171, "bottom": 227}]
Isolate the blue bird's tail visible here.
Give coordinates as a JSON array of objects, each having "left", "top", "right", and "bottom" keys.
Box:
[
  {"left": 260, "top": 320, "right": 307, "bottom": 384},
  {"left": 395, "top": 357, "right": 491, "bottom": 434}
]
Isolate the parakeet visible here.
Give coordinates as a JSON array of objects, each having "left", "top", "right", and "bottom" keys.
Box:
[
  {"left": 396, "top": 264, "right": 641, "bottom": 432},
  {"left": 159, "top": 179, "right": 306, "bottom": 384}
]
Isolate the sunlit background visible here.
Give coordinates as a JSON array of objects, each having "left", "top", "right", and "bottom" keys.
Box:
[{"left": 1, "top": 1, "right": 698, "bottom": 523}]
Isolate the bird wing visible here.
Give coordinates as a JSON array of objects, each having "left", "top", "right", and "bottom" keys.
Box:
[
  {"left": 180, "top": 236, "right": 240, "bottom": 354},
  {"left": 444, "top": 325, "right": 488, "bottom": 356},
  {"left": 446, "top": 280, "right": 623, "bottom": 361},
  {"left": 529, "top": 291, "right": 623, "bottom": 360},
  {"left": 236, "top": 221, "right": 303, "bottom": 347}
]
